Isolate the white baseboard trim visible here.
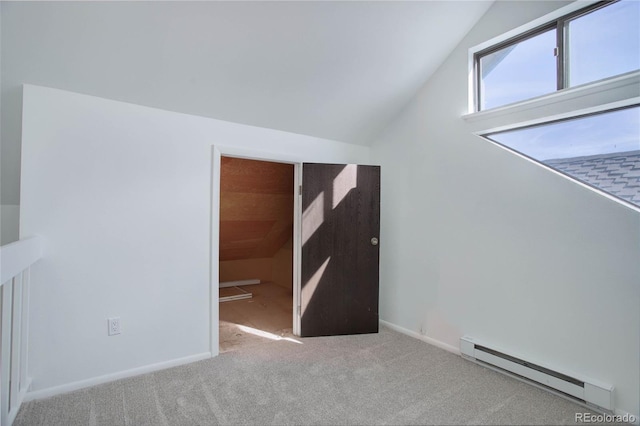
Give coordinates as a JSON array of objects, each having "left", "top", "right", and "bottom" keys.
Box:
[
  {"left": 219, "top": 279, "right": 260, "bottom": 288},
  {"left": 8, "top": 378, "right": 32, "bottom": 425},
  {"left": 380, "top": 319, "right": 460, "bottom": 355},
  {"left": 24, "top": 352, "right": 212, "bottom": 402}
]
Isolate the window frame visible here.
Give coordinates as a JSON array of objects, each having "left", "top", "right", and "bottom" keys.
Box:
[
  {"left": 474, "top": 0, "right": 622, "bottom": 112},
  {"left": 465, "top": 0, "right": 640, "bottom": 212},
  {"left": 477, "top": 98, "right": 640, "bottom": 212},
  {"left": 483, "top": 103, "right": 638, "bottom": 141}
]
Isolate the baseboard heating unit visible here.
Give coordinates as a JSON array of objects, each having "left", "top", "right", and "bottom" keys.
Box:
[{"left": 460, "top": 336, "right": 613, "bottom": 411}]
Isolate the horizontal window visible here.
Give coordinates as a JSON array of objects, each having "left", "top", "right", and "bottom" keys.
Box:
[
  {"left": 567, "top": 0, "right": 640, "bottom": 87},
  {"left": 483, "top": 105, "right": 640, "bottom": 208},
  {"left": 480, "top": 28, "right": 557, "bottom": 110},
  {"left": 475, "top": 0, "right": 640, "bottom": 111}
]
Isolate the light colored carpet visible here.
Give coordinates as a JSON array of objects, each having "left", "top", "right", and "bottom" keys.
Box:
[{"left": 15, "top": 326, "right": 601, "bottom": 425}]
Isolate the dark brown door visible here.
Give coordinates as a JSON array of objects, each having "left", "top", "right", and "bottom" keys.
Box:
[{"left": 300, "top": 163, "right": 380, "bottom": 337}]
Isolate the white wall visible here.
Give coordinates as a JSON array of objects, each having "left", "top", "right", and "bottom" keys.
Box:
[
  {"left": 1, "top": 204, "right": 19, "bottom": 245},
  {"left": 21, "top": 84, "right": 369, "bottom": 396},
  {"left": 0, "top": 2, "right": 18, "bottom": 246},
  {"left": 371, "top": 1, "right": 640, "bottom": 418}
]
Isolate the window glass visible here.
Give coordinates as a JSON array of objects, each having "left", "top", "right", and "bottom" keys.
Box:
[
  {"left": 485, "top": 106, "right": 640, "bottom": 207},
  {"left": 567, "top": 0, "right": 640, "bottom": 87},
  {"left": 476, "top": 0, "right": 640, "bottom": 111},
  {"left": 480, "top": 29, "right": 556, "bottom": 110}
]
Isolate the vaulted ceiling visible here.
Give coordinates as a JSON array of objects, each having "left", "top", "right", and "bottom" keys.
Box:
[{"left": 2, "top": 1, "right": 493, "bottom": 145}]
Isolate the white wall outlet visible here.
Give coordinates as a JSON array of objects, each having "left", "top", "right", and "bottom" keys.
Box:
[{"left": 107, "top": 317, "right": 121, "bottom": 336}]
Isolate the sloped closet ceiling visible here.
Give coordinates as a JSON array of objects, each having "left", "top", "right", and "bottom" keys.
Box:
[{"left": 219, "top": 158, "right": 294, "bottom": 261}]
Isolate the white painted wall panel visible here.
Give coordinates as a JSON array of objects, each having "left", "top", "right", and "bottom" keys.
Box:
[
  {"left": 20, "top": 85, "right": 368, "bottom": 393},
  {"left": 1, "top": 205, "right": 19, "bottom": 245},
  {"left": 371, "top": 1, "right": 640, "bottom": 418}
]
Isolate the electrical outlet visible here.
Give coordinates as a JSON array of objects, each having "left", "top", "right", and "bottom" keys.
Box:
[{"left": 107, "top": 317, "right": 121, "bottom": 336}]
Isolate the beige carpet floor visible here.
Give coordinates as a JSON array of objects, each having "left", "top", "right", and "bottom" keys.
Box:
[{"left": 14, "top": 324, "right": 605, "bottom": 425}]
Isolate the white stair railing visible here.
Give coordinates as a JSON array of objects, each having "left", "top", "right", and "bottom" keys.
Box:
[{"left": 0, "top": 236, "right": 43, "bottom": 426}]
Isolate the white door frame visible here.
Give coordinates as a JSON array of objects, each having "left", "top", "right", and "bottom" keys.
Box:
[{"left": 210, "top": 145, "right": 302, "bottom": 356}]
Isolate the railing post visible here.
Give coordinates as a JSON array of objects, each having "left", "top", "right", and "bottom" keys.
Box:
[
  {"left": 1, "top": 283, "right": 14, "bottom": 426},
  {"left": 19, "top": 269, "right": 30, "bottom": 392},
  {"left": 9, "top": 275, "right": 22, "bottom": 413},
  {"left": 0, "top": 237, "right": 42, "bottom": 425}
]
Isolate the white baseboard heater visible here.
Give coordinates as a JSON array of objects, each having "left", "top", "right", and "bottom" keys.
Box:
[{"left": 460, "top": 336, "right": 613, "bottom": 411}]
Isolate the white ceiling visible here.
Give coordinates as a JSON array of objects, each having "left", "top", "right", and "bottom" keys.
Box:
[{"left": 2, "top": 1, "right": 492, "bottom": 145}]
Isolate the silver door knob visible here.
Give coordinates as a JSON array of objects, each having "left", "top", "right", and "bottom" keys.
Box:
[{"left": 371, "top": 237, "right": 379, "bottom": 246}]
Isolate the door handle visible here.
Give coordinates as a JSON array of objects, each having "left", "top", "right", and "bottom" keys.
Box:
[{"left": 371, "top": 237, "right": 379, "bottom": 246}]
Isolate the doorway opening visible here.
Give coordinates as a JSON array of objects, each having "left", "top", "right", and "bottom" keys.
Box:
[{"left": 218, "top": 156, "right": 296, "bottom": 352}]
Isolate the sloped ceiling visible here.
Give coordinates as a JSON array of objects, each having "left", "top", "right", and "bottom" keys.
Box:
[
  {"left": 2, "top": 1, "right": 493, "bottom": 146},
  {"left": 220, "top": 157, "right": 294, "bottom": 261}
]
